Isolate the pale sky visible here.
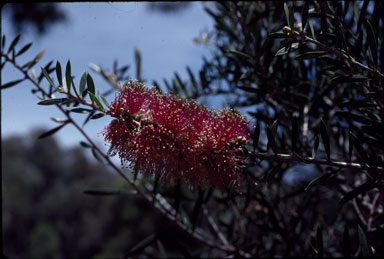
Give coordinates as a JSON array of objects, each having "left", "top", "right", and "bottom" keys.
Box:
[{"left": 1, "top": 2, "right": 215, "bottom": 150}]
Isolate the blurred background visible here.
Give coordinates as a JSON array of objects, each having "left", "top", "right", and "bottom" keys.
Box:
[{"left": 1, "top": 2, "right": 215, "bottom": 258}]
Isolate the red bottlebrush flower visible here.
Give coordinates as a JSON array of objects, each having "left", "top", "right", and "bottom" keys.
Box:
[{"left": 102, "top": 79, "right": 250, "bottom": 188}]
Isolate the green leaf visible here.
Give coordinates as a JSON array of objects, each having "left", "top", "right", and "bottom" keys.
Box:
[
  {"left": 301, "top": 1, "right": 309, "bottom": 31},
  {"left": 100, "top": 94, "right": 110, "bottom": 108},
  {"left": 91, "top": 147, "right": 107, "bottom": 165},
  {"left": 228, "top": 48, "right": 252, "bottom": 60},
  {"left": 284, "top": 3, "right": 290, "bottom": 28},
  {"left": 271, "top": 119, "right": 278, "bottom": 135},
  {"left": 308, "top": 19, "right": 316, "bottom": 40},
  {"left": 88, "top": 91, "right": 105, "bottom": 112},
  {"left": 15, "top": 42, "right": 32, "bottom": 57},
  {"left": 288, "top": 5, "right": 294, "bottom": 30},
  {"left": 83, "top": 189, "right": 136, "bottom": 196},
  {"left": 358, "top": 225, "right": 372, "bottom": 257},
  {"left": 312, "top": 135, "right": 319, "bottom": 158},
  {"left": 56, "top": 60, "right": 63, "bottom": 86},
  {"left": 125, "top": 233, "right": 157, "bottom": 257},
  {"left": 366, "top": 19, "right": 378, "bottom": 68},
  {"left": 275, "top": 47, "right": 289, "bottom": 56},
  {"left": 305, "top": 169, "right": 340, "bottom": 191},
  {"left": 23, "top": 48, "right": 45, "bottom": 69},
  {"left": 41, "top": 66, "right": 58, "bottom": 91},
  {"left": 186, "top": 66, "right": 199, "bottom": 93},
  {"left": 253, "top": 121, "right": 260, "bottom": 151},
  {"left": 349, "top": 131, "right": 370, "bottom": 163},
  {"left": 80, "top": 141, "right": 92, "bottom": 148},
  {"left": 135, "top": 47, "right": 142, "bottom": 81},
  {"left": 90, "top": 113, "right": 105, "bottom": 120},
  {"left": 65, "top": 60, "right": 72, "bottom": 94},
  {"left": 37, "top": 98, "right": 68, "bottom": 105},
  {"left": 0, "top": 79, "right": 24, "bottom": 89},
  {"left": 295, "top": 51, "right": 328, "bottom": 60},
  {"left": 339, "top": 180, "right": 376, "bottom": 204},
  {"left": 37, "top": 124, "right": 66, "bottom": 139},
  {"left": 156, "top": 240, "right": 167, "bottom": 258},
  {"left": 7, "top": 34, "right": 20, "bottom": 54},
  {"left": 2, "top": 35, "right": 5, "bottom": 50},
  {"left": 64, "top": 107, "right": 93, "bottom": 113},
  {"left": 320, "top": 119, "right": 331, "bottom": 160},
  {"left": 87, "top": 73, "right": 95, "bottom": 95},
  {"left": 79, "top": 72, "right": 88, "bottom": 96}
]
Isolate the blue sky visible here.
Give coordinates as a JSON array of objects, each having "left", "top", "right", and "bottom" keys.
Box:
[{"left": 1, "top": 2, "right": 216, "bottom": 149}]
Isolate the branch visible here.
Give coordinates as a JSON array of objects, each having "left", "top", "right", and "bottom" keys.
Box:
[{"left": 249, "top": 152, "right": 384, "bottom": 173}]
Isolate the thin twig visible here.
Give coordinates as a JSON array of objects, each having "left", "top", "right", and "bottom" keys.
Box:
[
  {"left": 249, "top": 151, "right": 384, "bottom": 173},
  {"left": 352, "top": 199, "right": 367, "bottom": 226}
]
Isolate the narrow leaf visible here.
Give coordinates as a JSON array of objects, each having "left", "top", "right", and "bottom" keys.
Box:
[
  {"left": 0, "top": 79, "right": 24, "bottom": 89},
  {"left": 320, "top": 119, "right": 331, "bottom": 160},
  {"left": 125, "top": 233, "right": 157, "bottom": 257},
  {"left": 275, "top": 47, "right": 289, "bottom": 56},
  {"left": 135, "top": 47, "right": 142, "bottom": 81},
  {"left": 16, "top": 42, "right": 32, "bottom": 57},
  {"left": 312, "top": 135, "right": 319, "bottom": 158},
  {"left": 80, "top": 141, "right": 92, "bottom": 148},
  {"left": 41, "top": 67, "right": 58, "bottom": 91},
  {"left": 91, "top": 147, "right": 107, "bottom": 165},
  {"left": 284, "top": 3, "right": 290, "bottom": 27},
  {"left": 100, "top": 94, "right": 110, "bottom": 108},
  {"left": 65, "top": 60, "right": 72, "bottom": 93},
  {"left": 87, "top": 73, "right": 95, "bottom": 95},
  {"left": 288, "top": 5, "right": 294, "bottom": 30},
  {"left": 301, "top": 1, "right": 309, "bottom": 31},
  {"left": 295, "top": 51, "right": 328, "bottom": 60},
  {"left": 7, "top": 34, "right": 20, "bottom": 54},
  {"left": 339, "top": 180, "right": 375, "bottom": 204},
  {"left": 54, "top": 62, "right": 62, "bottom": 89},
  {"left": 305, "top": 169, "right": 340, "bottom": 191},
  {"left": 253, "top": 121, "right": 260, "bottom": 151},
  {"left": 90, "top": 113, "right": 105, "bottom": 120},
  {"left": 366, "top": 19, "right": 378, "bottom": 68},
  {"left": 308, "top": 19, "right": 316, "bottom": 40},
  {"left": 88, "top": 91, "right": 105, "bottom": 112},
  {"left": 79, "top": 72, "right": 87, "bottom": 96},
  {"left": 64, "top": 107, "right": 93, "bottom": 113},
  {"left": 358, "top": 225, "right": 372, "bottom": 257},
  {"left": 83, "top": 189, "right": 136, "bottom": 196},
  {"left": 37, "top": 124, "right": 66, "bottom": 139},
  {"left": 37, "top": 98, "right": 68, "bottom": 105}
]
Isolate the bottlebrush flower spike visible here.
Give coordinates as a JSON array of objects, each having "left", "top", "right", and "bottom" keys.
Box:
[{"left": 102, "top": 79, "right": 250, "bottom": 188}]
